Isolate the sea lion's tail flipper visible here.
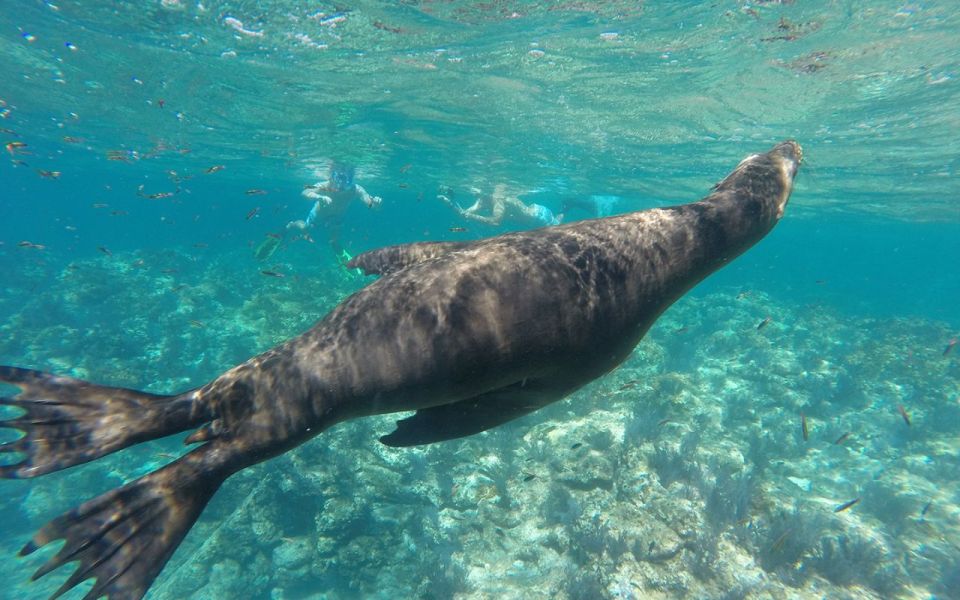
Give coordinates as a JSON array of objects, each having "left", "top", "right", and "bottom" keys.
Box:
[
  {"left": 21, "top": 447, "right": 226, "bottom": 600},
  {"left": 0, "top": 366, "right": 207, "bottom": 479}
]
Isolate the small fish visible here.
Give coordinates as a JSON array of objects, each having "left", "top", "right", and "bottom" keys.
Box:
[
  {"left": 157, "top": 98, "right": 165, "bottom": 109},
  {"left": 398, "top": 182, "right": 409, "bottom": 188},
  {"left": 17, "top": 241, "right": 45, "bottom": 250},
  {"left": 449, "top": 226, "right": 467, "bottom": 232},
  {"left": 617, "top": 379, "right": 640, "bottom": 391},
  {"left": 192, "top": 242, "right": 208, "bottom": 248},
  {"left": 97, "top": 246, "right": 112, "bottom": 256},
  {"left": 919, "top": 500, "right": 932, "bottom": 519},
  {"left": 92, "top": 203, "right": 109, "bottom": 209},
  {"left": 205, "top": 165, "right": 225, "bottom": 174},
  {"left": 756, "top": 316, "right": 772, "bottom": 330},
  {"left": 373, "top": 20, "right": 403, "bottom": 34},
  {"left": 170, "top": 284, "right": 188, "bottom": 292},
  {"left": 189, "top": 320, "right": 205, "bottom": 328},
  {"left": 944, "top": 338, "right": 958, "bottom": 357},
  {"left": 833, "top": 431, "right": 851, "bottom": 445},
  {"left": 657, "top": 418, "right": 673, "bottom": 427},
  {"left": 399, "top": 163, "right": 412, "bottom": 173},
  {"left": 145, "top": 191, "right": 175, "bottom": 199},
  {"left": 5, "top": 141, "right": 27, "bottom": 155},
  {"left": 261, "top": 270, "right": 285, "bottom": 278},
  {"left": 834, "top": 497, "right": 860, "bottom": 513},
  {"left": 245, "top": 188, "right": 267, "bottom": 195},
  {"left": 36, "top": 169, "right": 61, "bottom": 179},
  {"left": 110, "top": 210, "right": 128, "bottom": 216},
  {"left": 107, "top": 149, "right": 136, "bottom": 162},
  {"left": 570, "top": 442, "right": 583, "bottom": 450},
  {"left": 522, "top": 473, "right": 537, "bottom": 482},
  {"left": 736, "top": 290, "right": 751, "bottom": 299},
  {"left": 62, "top": 136, "right": 83, "bottom": 143},
  {"left": 800, "top": 412, "right": 809, "bottom": 442},
  {"left": 160, "top": 268, "right": 179, "bottom": 274},
  {"left": 815, "top": 279, "right": 827, "bottom": 285},
  {"left": 245, "top": 207, "right": 260, "bottom": 220},
  {"left": 266, "top": 232, "right": 282, "bottom": 239},
  {"left": 131, "top": 259, "right": 145, "bottom": 268},
  {"left": 897, "top": 404, "right": 911, "bottom": 427},
  {"left": 769, "top": 529, "right": 791, "bottom": 553}
]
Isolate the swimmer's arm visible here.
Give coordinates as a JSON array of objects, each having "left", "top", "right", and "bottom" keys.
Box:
[
  {"left": 356, "top": 185, "right": 382, "bottom": 209},
  {"left": 438, "top": 193, "right": 499, "bottom": 225},
  {"left": 454, "top": 208, "right": 501, "bottom": 226}
]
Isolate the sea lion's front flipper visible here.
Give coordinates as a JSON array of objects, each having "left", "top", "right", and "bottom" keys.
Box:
[
  {"left": 21, "top": 445, "right": 230, "bottom": 600},
  {"left": 0, "top": 366, "right": 207, "bottom": 478},
  {"left": 347, "top": 241, "right": 471, "bottom": 276},
  {"left": 380, "top": 380, "right": 560, "bottom": 447}
]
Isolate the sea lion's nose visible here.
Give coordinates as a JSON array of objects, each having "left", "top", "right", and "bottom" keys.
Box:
[{"left": 772, "top": 140, "right": 803, "bottom": 166}]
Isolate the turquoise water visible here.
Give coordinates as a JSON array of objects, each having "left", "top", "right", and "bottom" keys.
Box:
[{"left": 1, "top": 2, "right": 958, "bottom": 599}]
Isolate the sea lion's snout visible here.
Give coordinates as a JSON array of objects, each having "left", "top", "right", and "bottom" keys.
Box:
[
  {"left": 770, "top": 140, "right": 802, "bottom": 179},
  {"left": 765, "top": 140, "right": 802, "bottom": 219}
]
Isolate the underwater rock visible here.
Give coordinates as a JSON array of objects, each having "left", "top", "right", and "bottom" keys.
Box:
[{"left": 272, "top": 537, "right": 313, "bottom": 570}]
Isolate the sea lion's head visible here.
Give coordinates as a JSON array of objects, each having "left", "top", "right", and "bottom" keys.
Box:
[{"left": 715, "top": 140, "right": 802, "bottom": 221}]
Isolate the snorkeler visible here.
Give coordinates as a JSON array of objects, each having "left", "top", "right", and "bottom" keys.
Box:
[
  {"left": 255, "top": 162, "right": 382, "bottom": 262},
  {"left": 289, "top": 162, "right": 382, "bottom": 246},
  {"left": 438, "top": 183, "right": 562, "bottom": 228}
]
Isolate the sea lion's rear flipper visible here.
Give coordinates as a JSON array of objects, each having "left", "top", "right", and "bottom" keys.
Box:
[
  {"left": 22, "top": 446, "right": 228, "bottom": 600},
  {"left": 0, "top": 366, "right": 206, "bottom": 478},
  {"left": 380, "top": 380, "right": 559, "bottom": 447},
  {"left": 347, "top": 241, "right": 471, "bottom": 276}
]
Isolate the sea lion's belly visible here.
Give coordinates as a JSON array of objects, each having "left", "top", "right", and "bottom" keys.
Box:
[{"left": 293, "top": 228, "right": 656, "bottom": 419}]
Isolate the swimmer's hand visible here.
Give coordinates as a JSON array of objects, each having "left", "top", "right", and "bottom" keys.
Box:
[
  {"left": 438, "top": 194, "right": 464, "bottom": 214},
  {"left": 368, "top": 195, "right": 382, "bottom": 209},
  {"left": 302, "top": 191, "right": 333, "bottom": 206}
]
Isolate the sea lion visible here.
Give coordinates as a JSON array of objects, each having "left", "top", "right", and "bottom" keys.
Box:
[{"left": 0, "top": 140, "right": 801, "bottom": 600}]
